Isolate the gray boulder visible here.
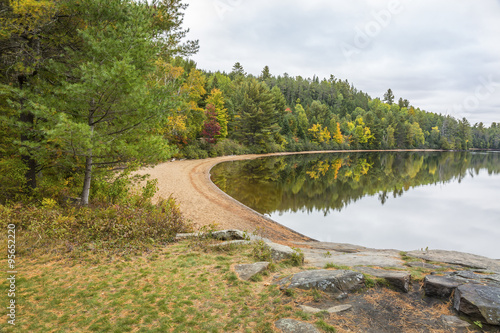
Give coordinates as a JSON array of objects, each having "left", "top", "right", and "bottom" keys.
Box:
[
  {"left": 356, "top": 267, "right": 411, "bottom": 292},
  {"left": 424, "top": 275, "right": 462, "bottom": 298},
  {"left": 275, "top": 318, "right": 320, "bottom": 333},
  {"left": 454, "top": 284, "right": 500, "bottom": 325},
  {"left": 265, "top": 242, "right": 302, "bottom": 263},
  {"left": 175, "top": 229, "right": 248, "bottom": 241},
  {"left": 234, "top": 262, "right": 270, "bottom": 281},
  {"left": 440, "top": 315, "right": 471, "bottom": 328},
  {"left": 278, "top": 269, "right": 364, "bottom": 299},
  {"left": 211, "top": 229, "right": 247, "bottom": 241}
]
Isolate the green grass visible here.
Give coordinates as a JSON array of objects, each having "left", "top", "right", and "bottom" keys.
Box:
[
  {"left": 324, "top": 263, "right": 351, "bottom": 270},
  {"left": 0, "top": 240, "right": 318, "bottom": 332}
]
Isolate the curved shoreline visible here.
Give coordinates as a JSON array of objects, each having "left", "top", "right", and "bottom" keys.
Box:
[{"left": 137, "top": 149, "right": 444, "bottom": 245}]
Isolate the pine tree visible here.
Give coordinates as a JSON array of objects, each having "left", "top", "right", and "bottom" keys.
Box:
[
  {"left": 383, "top": 89, "right": 395, "bottom": 105},
  {"left": 232, "top": 79, "right": 280, "bottom": 151}
]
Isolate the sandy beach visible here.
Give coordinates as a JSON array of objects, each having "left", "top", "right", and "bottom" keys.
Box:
[
  {"left": 137, "top": 152, "right": 324, "bottom": 245},
  {"left": 137, "top": 150, "right": 444, "bottom": 245}
]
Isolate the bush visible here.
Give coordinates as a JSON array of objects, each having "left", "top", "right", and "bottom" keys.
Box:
[
  {"left": 0, "top": 157, "right": 28, "bottom": 204},
  {"left": 180, "top": 143, "right": 209, "bottom": 159},
  {"left": 210, "top": 139, "right": 248, "bottom": 156},
  {"left": 0, "top": 196, "right": 192, "bottom": 255}
]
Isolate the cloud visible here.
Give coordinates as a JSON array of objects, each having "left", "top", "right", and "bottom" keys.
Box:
[{"left": 183, "top": 0, "right": 500, "bottom": 125}]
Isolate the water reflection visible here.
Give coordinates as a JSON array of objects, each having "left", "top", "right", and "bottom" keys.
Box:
[{"left": 211, "top": 152, "right": 500, "bottom": 258}]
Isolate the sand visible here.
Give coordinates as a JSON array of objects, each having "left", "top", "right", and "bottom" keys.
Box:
[
  {"left": 137, "top": 150, "right": 442, "bottom": 245},
  {"left": 136, "top": 152, "right": 341, "bottom": 244}
]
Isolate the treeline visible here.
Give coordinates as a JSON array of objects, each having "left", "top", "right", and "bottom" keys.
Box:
[
  {"left": 1, "top": 0, "right": 499, "bottom": 204},
  {"left": 183, "top": 62, "right": 500, "bottom": 158}
]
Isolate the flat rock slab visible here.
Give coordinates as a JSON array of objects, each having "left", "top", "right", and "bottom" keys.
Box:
[
  {"left": 424, "top": 275, "right": 462, "bottom": 298},
  {"left": 327, "top": 304, "right": 353, "bottom": 313},
  {"left": 275, "top": 318, "right": 320, "bottom": 333},
  {"left": 277, "top": 269, "right": 364, "bottom": 298},
  {"left": 450, "top": 271, "right": 500, "bottom": 286},
  {"left": 293, "top": 241, "right": 367, "bottom": 253},
  {"left": 407, "top": 250, "right": 500, "bottom": 272},
  {"left": 454, "top": 284, "right": 500, "bottom": 325},
  {"left": 299, "top": 304, "right": 352, "bottom": 314},
  {"left": 356, "top": 267, "right": 411, "bottom": 292},
  {"left": 441, "top": 315, "right": 471, "bottom": 328},
  {"left": 302, "top": 248, "right": 405, "bottom": 269},
  {"left": 407, "top": 262, "right": 445, "bottom": 270},
  {"left": 234, "top": 262, "right": 269, "bottom": 281}
]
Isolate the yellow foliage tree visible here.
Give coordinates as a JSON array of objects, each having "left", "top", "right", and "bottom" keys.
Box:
[
  {"left": 308, "top": 123, "right": 331, "bottom": 143},
  {"left": 206, "top": 88, "right": 228, "bottom": 138},
  {"left": 331, "top": 122, "right": 343, "bottom": 144}
]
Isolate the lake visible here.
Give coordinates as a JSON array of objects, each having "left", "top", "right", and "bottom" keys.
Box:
[{"left": 210, "top": 151, "right": 500, "bottom": 259}]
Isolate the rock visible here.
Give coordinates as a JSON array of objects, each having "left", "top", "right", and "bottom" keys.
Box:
[
  {"left": 234, "top": 262, "right": 270, "bottom": 281},
  {"left": 209, "top": 240, "right": 253, "bottom": 249},
  {"left": 298, "top": 304, "right": 352, "bottom": 315},
  {"left": 302, "top": 248, "right": 405, "bottom": 269},
  {"left": 175, "top": 229, "right": 248, "bottom": 241},
  {"left": 298, "top": 305, "right": 323, "bottom": 314},
  {"left": 278, "top": 269, "right": 364, "bottom": 298},
  {"left": 275, "top": 318, "right": 320, "bottom": 333},
  {"left": 451, "top": 271, "right": 500, "bottom": 286},
  {"left": 454, "top": 284, "right": 500, "bottom": 325},
  {"left": 424, "top": 275, "right": 462, "bottom": 298},
  {"left": 293, "top": 241, "right": 366, "bottom": 253},
  {"left": 175, "top": 232, "right": 198, "bottom": 240},
  {"left": 265, "top": 242, "right": 302, "bottom": 263},
  {"left": 211, "top": 229, "right": 247, "bottom": 241},
  {"left": 356, "top": 267, "right": 411, "bottom": 293},
  {"left": 407, "top": 262, "right": 443, "bottom": 270},
  {"left": 440, "top": 315, "right": 471, "bottom": 328},
  {"left": 327, "top": 304, "right": 352, "bottom": 313},
  {"left": 407, "top": 250, "right": 500, "bottom": 272}
]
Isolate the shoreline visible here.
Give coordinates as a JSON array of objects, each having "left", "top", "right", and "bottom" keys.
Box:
[{"left": 137, "top": 149, "right": 452, "bottom": 246}]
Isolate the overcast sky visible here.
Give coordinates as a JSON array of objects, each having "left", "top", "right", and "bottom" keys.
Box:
[{"left": 183, "top": 0, "right": 500, "bottom": 126}]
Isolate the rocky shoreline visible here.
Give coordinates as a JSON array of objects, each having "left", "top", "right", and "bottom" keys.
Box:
[{"left": 178, "top": 229, "right": 500, "bottom": 332}]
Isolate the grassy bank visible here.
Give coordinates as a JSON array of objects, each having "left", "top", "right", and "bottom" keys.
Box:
[{"left": 0, "top": 238, "right": 334, "bottom": 333}]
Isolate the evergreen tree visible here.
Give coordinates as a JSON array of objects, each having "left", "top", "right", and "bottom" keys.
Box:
[
  {"left": 383, "top": 88, "right": 395, "bottom": 105},
  {"left": 261, "top": 65, "right": 271, "bottom": 81},
  {"left": 231, "top": 79, "right": 280, "bottom": 151}
]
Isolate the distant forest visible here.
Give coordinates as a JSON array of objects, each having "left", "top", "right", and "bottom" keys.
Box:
[{"left": 171, "top": 60, "right": 500, "bottom": 158}]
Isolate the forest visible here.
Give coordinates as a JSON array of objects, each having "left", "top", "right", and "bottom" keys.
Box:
[{"left": 1, "top": 0, "right": 499, "bottom": 205}]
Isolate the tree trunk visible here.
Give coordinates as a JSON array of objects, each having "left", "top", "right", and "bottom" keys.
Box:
[
  {"left": 81, "top": 153, "right": 92, "bottom": 206},
  {"left": 81, "top": 120, "right": 94, "bottom": 206}
]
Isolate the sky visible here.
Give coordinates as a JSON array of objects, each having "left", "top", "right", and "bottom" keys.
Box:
[{"left": 182, "top": 0, "right": 500, "bottom": 126}]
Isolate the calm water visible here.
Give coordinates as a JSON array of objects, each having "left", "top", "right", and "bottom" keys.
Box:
[{"left": 211, "top": 152, "right": 500, "bottom": 259}]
